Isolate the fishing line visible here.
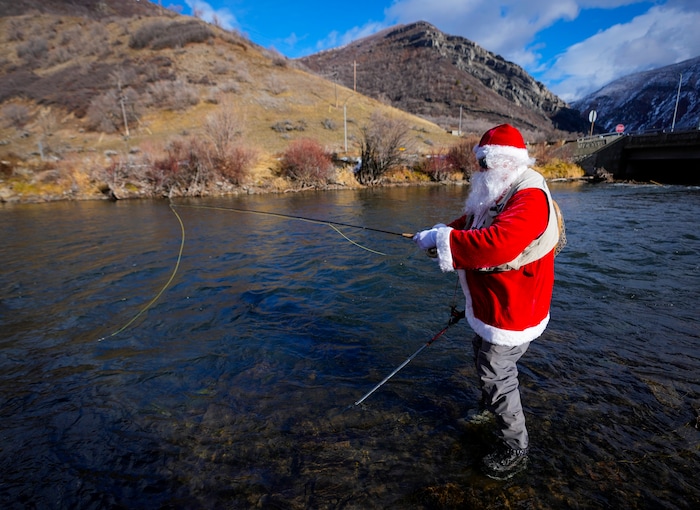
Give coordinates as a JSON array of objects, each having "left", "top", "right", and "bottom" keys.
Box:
[
  {"left": 98, "top": 202, "right": 186, "bottom": 342},
  {"left": 172, "top": 203, "right": 414, "bottom": 256},
  {"left": 98, "top": 200, "right": 416, "bottom": 341}
]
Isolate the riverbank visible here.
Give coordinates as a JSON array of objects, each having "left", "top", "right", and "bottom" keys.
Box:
[{"left": 0, "top": 158, "right": 587, "bottom": 205}]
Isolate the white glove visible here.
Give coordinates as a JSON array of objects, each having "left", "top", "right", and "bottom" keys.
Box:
[
  {"left": 413, "top": 223, "right": 445, "bottom": 251},
  {"left": 413, "top": 229, "right": 437, "bottom": 250}
]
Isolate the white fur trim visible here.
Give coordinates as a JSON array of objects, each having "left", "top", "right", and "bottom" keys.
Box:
[
  {"left": 457, "top": 269, "right": 548, "bottom": 346},
  {"left": 466, "top": 312, "right": 549, "bottom": 346},
  {"left": 435, "top": 227, "right": 454, "bottom": 272},
  {"left": 473, "top": 144, "right": 531, "bottom": 164}
]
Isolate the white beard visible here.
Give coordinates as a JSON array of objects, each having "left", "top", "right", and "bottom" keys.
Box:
[{"left": 465, "top": 165, "right": 524, "bottom": 223}]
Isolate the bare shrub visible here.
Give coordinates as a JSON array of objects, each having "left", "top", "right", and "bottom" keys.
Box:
[
  {"left": 7, "top": 20, "right": 25, "bottom": 42},
  {"left": 234, "top": 66, "right": 252, "bottom": 83},
  {"left": 356, "top": 112, "right": 412, "bottom": 185},
  {"left": 266, "top": 75, "right": 288, "bottom": 95},
  {"left": 420, "top": 151, "right": 459, "bottom": 182},
  {"left": 272, "top": 56, "right": 288, "bottom": 68},
  {"left": 211, "top": 61, "right": 230, "bottom": 75},
  {"left": 152, "top": 22, "right": 213, "bottom": 49},
  {"left": 204, "top": 106, "right": 243, "bottom": 159},
  {"left": 146, "top": 80, "right": 199, "bottom": 110},
  {"left": 207, "top": 82, "right": 241, "bottom": 104},
  {"left": 86, "top": 24, "right": 110, "bottom": 56},
  {"left": 142, "top": 135, "right": 255, "bottom": 194},
  {"left": 37, "top": 107, "right": 60, "bottom": 139},
  {"left": 280, "top": 139, "right": 334, "bottom": 188},
  {"left": 59, "top": 26, "right": 82, "bottom": 47},
  {"left": 85, "top": 89, "right": 141, "bottom": 133},
  {"left": 271, "top": 120, "right": 307, "bottom": 133},
  {"left": 218, "top": 80, "right": 240, "bottom": 94},
  {"left": 322, "top": 118, "right": 337, "bottom": 130},
  {"left": 218, "top": 146, "right": 257, "bottom": 185},
  {"left": 446, "top": 135, "right": 480, "bottom": 178},
  {"left": 86, "top": 91, "right": 121, "bottom": 133},
  {"left": 129, "top": 21, "right": 168, "bottom": 49},
  {"left": 48, "top": 46, "right": 73, "bottom": 65},
  {"left": 146, "top": 138, "right": 212, "bottom": 196},
  {"left": 112, "top": 67, "right": 138, "bottom": 89},
  {"left": 17, "top": 37, "right": 48, "bottom": 62},
  {"left": 1, "top": 103, "right": 31, "bottom": 129},
  {"left": 129, "top": 20, "right": 213, "bottom": 50}
]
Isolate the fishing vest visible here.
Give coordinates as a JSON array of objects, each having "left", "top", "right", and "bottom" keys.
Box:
[{"left": 473, "top": 168, "right": 563, "bottom": 272}]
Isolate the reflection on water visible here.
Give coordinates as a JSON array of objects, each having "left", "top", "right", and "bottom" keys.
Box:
[{"left": 1, "top": 184, "right": 699, "bottom": 508}]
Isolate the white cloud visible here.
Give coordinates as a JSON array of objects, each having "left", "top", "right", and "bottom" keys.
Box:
[
  {"left": 314, "top": 21, "right": 388, "bottom": 53},
  {"left": 385, "top": 0, "right": 582, "bottom": 64},
  {"left": 184, "top": 0, "right": 238, "bottom": 30},
  {"left": 382, "top": 0, "right": 700, "bottom": 101},
  {"left": 546, "top": 5, "right": 700, "bottom": 101}
]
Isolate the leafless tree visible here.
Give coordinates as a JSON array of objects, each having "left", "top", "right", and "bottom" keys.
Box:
[
  {"left": 203, "top": 104, "right": 243, "bottom": 160},
  {"left": 1, "top": 103, "right": 31, "bottom": 130},
  {"left": 356, "top": 111, "right": 412, "bottom": 185}
]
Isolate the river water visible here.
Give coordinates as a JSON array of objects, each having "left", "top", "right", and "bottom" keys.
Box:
[{"left": 1, "top": 183, "right": 698, "bottom": 509}]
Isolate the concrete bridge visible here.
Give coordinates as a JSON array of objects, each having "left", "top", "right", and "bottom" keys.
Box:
[{"left": 573, "top": 130, "right": 700, "bottom": 184}]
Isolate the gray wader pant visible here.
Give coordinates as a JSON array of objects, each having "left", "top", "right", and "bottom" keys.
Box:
[{"left": 472, "top": 335, "right": 530, "bottom": 450}]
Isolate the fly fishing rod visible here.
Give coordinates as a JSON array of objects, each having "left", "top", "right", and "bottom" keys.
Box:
[
  {"left": 173, "top": 203, "right": 415, "bottom": 239},
  {"left": 353, "top": 306, "right": 465, "bottom": 406}
]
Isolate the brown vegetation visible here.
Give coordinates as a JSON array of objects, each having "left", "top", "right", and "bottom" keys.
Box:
[
  {"left": 357, "top": 112, "right": 414, "bottom": 185},
  {"left": 280, "top": 138, "right": 334, "bottom": 188},
  {"left": 0, "top": 7, "right": 583, "bottom": 203}
]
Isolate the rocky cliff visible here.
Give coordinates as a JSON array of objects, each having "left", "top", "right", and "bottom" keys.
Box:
[{"left": 299, "top": 21, "right": 586, "bottom": 137}]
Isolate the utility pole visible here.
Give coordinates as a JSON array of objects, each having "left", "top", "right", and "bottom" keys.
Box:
[
  {"left": 671, "top": 73, "right": 682, "bottom": 132},
  {"left": 344, "top": 104, "right": 347, "bottom": 152},
  {"left": 459, "top": 106, "right": 462, "bottom": 135},
  {"left": 115, "top": 76, "right": 130, "bottom": 138},
  {"left": 353, "top": 60, "right": 357, "bottom": 92}
]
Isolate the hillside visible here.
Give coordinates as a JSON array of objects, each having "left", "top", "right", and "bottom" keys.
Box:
[
  {"left": 571, "top": 56, "right": 700, "bottom": 134},
  {"left": 0, "top": 0, "right": 166, "bottom": 18},
  {"left": 298, "top": 21, "right": 587, "bottom": 139},
  {"left": 0, "top": 4, "right": 460, "bottom": 201}
]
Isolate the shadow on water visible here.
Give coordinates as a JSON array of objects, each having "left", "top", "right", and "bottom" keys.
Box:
[{"left": 0, "top": 184, "right": 698, "bottom": 508}]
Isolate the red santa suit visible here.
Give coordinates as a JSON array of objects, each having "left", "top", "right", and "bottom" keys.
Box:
[
  {"left": 434, "top": 177, "right": 556, "bottom": 346},
  {"left": 432, "top": 132, "right": 560, "bottom": 347}
]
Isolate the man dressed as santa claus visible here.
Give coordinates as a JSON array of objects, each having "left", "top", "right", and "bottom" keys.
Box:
[{"left": 413, "top": 123, "right": 560, "bottom": 480}]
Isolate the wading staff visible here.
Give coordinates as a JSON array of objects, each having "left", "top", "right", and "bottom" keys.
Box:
[{"left": 353, "top": 306, "right": 465, "bottom": 406}]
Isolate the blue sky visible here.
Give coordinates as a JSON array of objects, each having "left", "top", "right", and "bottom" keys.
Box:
[{"left": 160, "top": 0, "right": 700, "bottom": 102}]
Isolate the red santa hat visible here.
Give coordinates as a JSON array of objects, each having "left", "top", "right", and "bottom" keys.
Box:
[{"left": 473, "top": 124, "right": 531, "bottom": 165}]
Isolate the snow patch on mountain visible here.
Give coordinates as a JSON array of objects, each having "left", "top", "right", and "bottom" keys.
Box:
[{"left": 571, "top": 56, "right": 700, "bottom": 133}]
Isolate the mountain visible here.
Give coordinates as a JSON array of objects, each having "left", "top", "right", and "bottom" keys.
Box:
[
  {"left": 298, "top": 21, "right": 586, "bottom": 138},
  {"left": 571, "top": 56, "right": 700, "bottom": 134}
]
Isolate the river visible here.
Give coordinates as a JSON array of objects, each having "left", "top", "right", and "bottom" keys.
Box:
[{"left": 1, "top": 182, "right": 698, "bottom": 509}]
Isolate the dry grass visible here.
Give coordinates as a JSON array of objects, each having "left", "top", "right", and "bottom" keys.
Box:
[
  {"left": 535, "top": 159, "right": 585, "bottom": 179},
  {"left": 0, "top": 12, "right": 571, "bottom": 201}
]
